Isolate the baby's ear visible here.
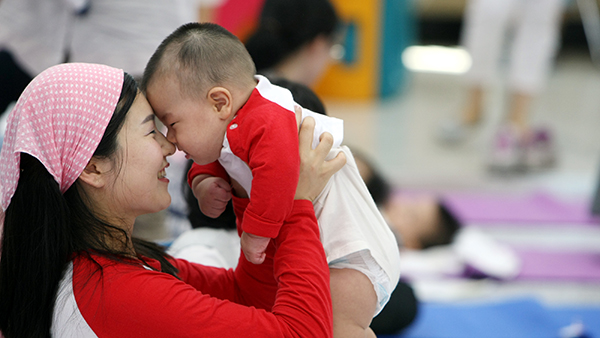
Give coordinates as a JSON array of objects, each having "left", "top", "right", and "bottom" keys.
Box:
[{"left": 208, "top": 87, "right": 232, "bottom": 119}]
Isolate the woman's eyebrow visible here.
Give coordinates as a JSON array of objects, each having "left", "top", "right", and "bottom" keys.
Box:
[{"left": 141, "top": 114, "right": 155, "bottom": 125}]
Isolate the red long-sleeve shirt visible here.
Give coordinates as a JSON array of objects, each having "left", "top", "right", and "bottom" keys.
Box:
[
  {"left": 190, "top": 82, "right": 304, "bottom": 243},
  {"left": 188, "top": 77, "right": 343, "bottom": 240},
  {"left": 52, "top": 200, "right": 333, "bottom": 337}
]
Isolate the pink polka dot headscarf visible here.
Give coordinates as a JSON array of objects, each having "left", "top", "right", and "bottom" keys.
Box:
[{"left": 0, "top": 63, "right": 124, "bottom": 213}]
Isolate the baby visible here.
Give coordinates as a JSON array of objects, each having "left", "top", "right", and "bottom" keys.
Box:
[{"left": 142, "top": 22, "right": 400, "bottom": 338}]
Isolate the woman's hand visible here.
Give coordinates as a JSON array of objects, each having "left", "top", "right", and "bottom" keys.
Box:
[{"left": 295, "top": 116, "right": 346, "bottom": 201}]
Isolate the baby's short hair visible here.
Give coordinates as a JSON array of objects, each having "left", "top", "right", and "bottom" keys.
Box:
[{"left": 142, "top": 22, "right": 256, "bottom": 98}]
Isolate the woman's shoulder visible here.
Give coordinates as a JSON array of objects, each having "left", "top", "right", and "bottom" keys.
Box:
[
  {"left": 71, "top": 253, "right": 179, "bottom": 289},
  {"left": 58, "top": 254, "right": 221, "bottom": 337}
]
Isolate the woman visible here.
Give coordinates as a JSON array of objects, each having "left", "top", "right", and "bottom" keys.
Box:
[
  {"left": 244, "top": 0, "right": 340, "bottom": 87},
  {"left": 0, "top": 63, "right": 344, "bottom": 337}
]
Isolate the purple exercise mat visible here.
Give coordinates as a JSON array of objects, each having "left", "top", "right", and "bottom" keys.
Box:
[
  {"left": 516, "top": 249, "right": 600, "bottom": 281},
  {"left": 441, "top": 191, "right": 600, "bottom": 225}
]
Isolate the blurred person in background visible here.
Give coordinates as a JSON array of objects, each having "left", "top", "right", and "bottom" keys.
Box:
[
  {"left": 0, "top": 0, "right": 78, "bottom": 117},
  {"left": 244, "top": 0, "right": 341, "bottom": 88},
  {"left": 0, "top": 0, "right": 212, "bottom": 118},
  {"left": 438, "top": 0, "right": 566, "bottom": 173}
]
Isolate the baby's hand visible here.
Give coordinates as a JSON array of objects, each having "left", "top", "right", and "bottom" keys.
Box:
[
  {"left": 240, "top": 232, "right": 270, "bottom": 264},
  {"left": 192, "top": 176, "right": 232, "bottom": 218}
]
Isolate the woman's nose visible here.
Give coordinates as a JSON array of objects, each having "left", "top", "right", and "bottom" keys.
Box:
[
  {"left": 166, "top": 129, "right": 177, "bottom": 144},
  {"left": 159, "top": 132, "right": 176, "bottom": 156}
]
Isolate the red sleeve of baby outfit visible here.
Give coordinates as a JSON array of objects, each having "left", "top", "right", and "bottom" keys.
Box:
[
  {"left": 187, "top": 161, "right": 229, "bottom": 187},
  {"left": 227, "top": 96, "right": 300, "bottom": 239}
]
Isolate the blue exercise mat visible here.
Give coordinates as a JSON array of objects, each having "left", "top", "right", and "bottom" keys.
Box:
[{"left": 380, "top": 298, "right": 600, "bottom": 338}]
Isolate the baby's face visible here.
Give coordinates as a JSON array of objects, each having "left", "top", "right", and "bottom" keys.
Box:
[{"left": 145, "top": 76, "right": 226, "bottom": 165}]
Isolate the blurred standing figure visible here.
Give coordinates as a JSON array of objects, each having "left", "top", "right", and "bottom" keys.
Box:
[
  {"left": 0, "top": 0, "right": 205, "bottom": 118},
  {"left": 68, "top": 0, "right": 201, "bottom": 79},
  {"left": 438, "top": 0, "right": 566, "bottom": 172},
  {"left": 0, "top": 0, "right": 79, "bottom": 117}
]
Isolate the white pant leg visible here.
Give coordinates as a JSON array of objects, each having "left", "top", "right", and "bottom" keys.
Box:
[
  {"left": 508, "top": 0, "right": 566, "bottom": 94},
  {"left": 462, "top": 0, "right": 518, "bottom": 87}
]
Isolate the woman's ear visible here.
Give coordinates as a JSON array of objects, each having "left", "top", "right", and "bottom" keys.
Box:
[
  {"left": 207, "top": 87, "right": 233, "bottom": 120},
  {"left": 79, "top": 158, "right": 109, "bottom": 188}
]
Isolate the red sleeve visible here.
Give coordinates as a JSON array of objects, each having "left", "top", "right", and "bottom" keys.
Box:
[
  {"left": 228, "top": 102, "right": 300, "bottom": 238},
  {"left": 231, "top": 195, "right": 278, "bottom": 309},
  {"left": 187, "top": 161, "right": 230, "bottom": 187},
  {"left": 174, "top": 246, "right": 277, "bottom": 311},
  {"left": 76, "top": 200, "right": 332, "bottom": 338}
]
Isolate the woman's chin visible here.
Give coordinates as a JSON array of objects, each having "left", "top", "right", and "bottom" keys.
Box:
[{"left": 149, "top": 194, "right": 171, "bottom": 214}]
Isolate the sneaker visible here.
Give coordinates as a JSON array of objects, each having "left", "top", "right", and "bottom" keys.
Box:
[
  {"left": 487, "top": 125, "right": 526, "bottom": 173},
  {"left": 436, "top": 119, "right": 472, "bottom": 145},
  {"left": 523, "top": 127, "right": 556, "bottom": 171}
]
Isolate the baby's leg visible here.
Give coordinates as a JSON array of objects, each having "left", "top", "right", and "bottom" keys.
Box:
[{"left": 330, "top": 268, "right": 378, "bottom": 338}]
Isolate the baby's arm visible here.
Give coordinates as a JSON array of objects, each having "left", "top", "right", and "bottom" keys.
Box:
[
  {"left": 240, "top": 232, "right": 270, "bottom": 264},
  {"left": 191, "top": 174, "right": 232, "bottom": 218}
]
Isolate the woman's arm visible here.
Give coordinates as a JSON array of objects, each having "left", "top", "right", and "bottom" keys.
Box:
[{"left": 88, "top": 201, "right": 327, "bottom": 338}]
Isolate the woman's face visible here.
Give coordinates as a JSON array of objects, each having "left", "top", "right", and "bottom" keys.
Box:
[
  {"left": 306, "top": 35, "right": 334, "bottom": 86},
  {"left": 103, "top": 93, "right": 176, "bottom": 223}
]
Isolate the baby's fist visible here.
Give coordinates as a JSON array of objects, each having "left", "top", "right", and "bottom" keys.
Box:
[
  {"left": 193, "top": 176, "right": 232, "bottom": 218},
  {"left": 240, "top": 232, "right": 270, "bottom": 264}
]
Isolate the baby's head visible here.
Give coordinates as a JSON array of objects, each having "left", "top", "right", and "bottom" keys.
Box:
[
  {"left": 141, "top": 22, "right": 256, "bottom": 164},
  {"left": 386, "top": 194, "right": 460, "bottom": 250}
]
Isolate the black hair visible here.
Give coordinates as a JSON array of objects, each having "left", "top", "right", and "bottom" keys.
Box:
[
  {"left": 363, "top": 169, "right": 392, "bottom": 207},
  {"left": 245, "top": 0, "right": 340, "bottom": 72},
  {"left": 419, "top": 202, "right": 461, "bottom": 249},
  {"left": 341, "top": 145, "right": 392, "bottom": 207},
  {"left": 0, "top": 73, "right": 177, "bottom": 338},
  {"left": 141, "top": 22, "right": 256, "bottom": 98},
  {"left": 268, "top": 76, "right": 327, "bottom": 114}
]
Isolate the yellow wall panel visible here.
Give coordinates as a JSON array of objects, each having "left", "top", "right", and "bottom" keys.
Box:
[{"left": 314, "top": 0, "right": 381, "bottom": 100}]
